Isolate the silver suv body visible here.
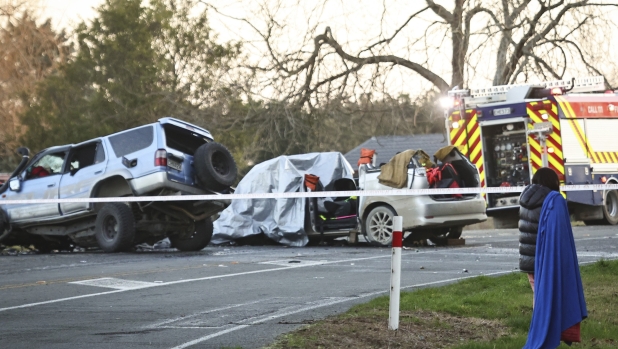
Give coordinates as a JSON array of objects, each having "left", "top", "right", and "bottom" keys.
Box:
[{"left": 0, "top": 118, "right": 236, "bottom": 252}]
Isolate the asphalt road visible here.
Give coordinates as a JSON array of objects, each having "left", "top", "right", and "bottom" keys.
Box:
[{"left": 1, "top": 226, "right": 617, "bottom": 349}]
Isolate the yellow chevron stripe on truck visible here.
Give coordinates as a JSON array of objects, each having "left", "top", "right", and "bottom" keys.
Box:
[
  {"left": 527, "top": 101, "right": 565, "bottom": 176},
  {"left": 449, "top": 111, "right": 469, "bottom": 155},
  {"left": 448, "top": 110, "right": 486, "bottom": 191},
  {"left": 465, "top": 111, "right": 485, "bottom": 190},
  {"left": 555, "top": 96, "right": 605, "bottom": 163},
  {"left": 527, "top": 101, "right": 565, "bottom": 197}
]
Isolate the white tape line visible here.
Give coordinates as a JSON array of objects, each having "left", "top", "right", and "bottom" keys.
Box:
[{"left": 1, "top": 184, "right": 618, "bottom": 204}]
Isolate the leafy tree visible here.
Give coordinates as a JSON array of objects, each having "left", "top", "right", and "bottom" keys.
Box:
[
  {"left": 19, "top": 0, "right": 240, "bottom": 151},
  {"left": 236, "top": 91, "right": 443, "bottom": 174},
  {"left": 0, "top": 3, "right": 68, "bottom": 171}
]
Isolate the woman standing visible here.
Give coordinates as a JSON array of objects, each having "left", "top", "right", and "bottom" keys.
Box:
[
  {"left": 518, "top": 168, "right": 556, "bottom": 301},
  {"left": 521, "top": 168, "right": 587, "bottom": 348}
]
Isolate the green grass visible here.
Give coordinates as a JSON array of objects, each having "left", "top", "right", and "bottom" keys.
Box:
[{"left": 268, "top": 259, "right": 618, "bottom": 348}]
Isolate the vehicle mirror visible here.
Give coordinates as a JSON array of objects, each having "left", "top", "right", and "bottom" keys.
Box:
[
  {"left": 70, "top": 168, "right": 79, "bottom": 176},
  {"left": 9, "top": 177, "right": 21, "bottom": 192}
]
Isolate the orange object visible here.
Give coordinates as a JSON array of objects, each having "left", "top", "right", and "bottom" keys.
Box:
[
  {"left": 358, "top": 148, "right": 376, "bottom": 166},
  {"left": 304, "top": 174, "right": 319, "bottom": 191},
  {"left": 561, "top": 322, "right": 581, "bottom": 343}
]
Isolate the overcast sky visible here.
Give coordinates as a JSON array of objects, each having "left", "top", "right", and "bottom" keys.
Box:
[
  {"left": 41, "top": 0, "right": 101, "bottom": 28},
  {"left": 39, "top": 0, "right": 618, "bottom": 95}
]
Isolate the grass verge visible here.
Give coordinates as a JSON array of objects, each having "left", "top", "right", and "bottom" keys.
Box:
[{"left": 266, "top": 259, "right": 618, "bottom": 349}]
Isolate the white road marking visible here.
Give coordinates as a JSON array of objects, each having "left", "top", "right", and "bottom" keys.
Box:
[
  {"left": 69, "top": 277, "right": 159, "bottom": 290},
  {"left": 575, "top": 252, "right": 618, "bottom": 257},
  {"left": 466, "top": 236, "right": 617, "bottom": 243},
  {"left": 0, "top": 253, "right": 399, "bottom": 313},
  {"left": 143, "top": 299, "right": 269, "bottom": 330},
  {"left": 259, "top": 260, "right": 327, "bottom": 267},
  {"left": 168, "top": 297, "right": 358, "bottom": 349},
  {"left": 169, "top": 271, "right": 514, "bottom": 349},
  {"left": 2, "top": 246, "right": 610, "bottom": 315},
  {"left": 575, "top": 237, "right": 618, "bottom": 242},
  {"left": 0, "top": 289, "right": 126, "bottom": 312},
  {"left": 157, "top": 254, "right": 406, "bottom": 287}
]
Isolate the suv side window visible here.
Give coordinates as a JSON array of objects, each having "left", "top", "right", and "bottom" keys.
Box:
[
  {"left": 25, "top": 152, "right": 66, "bottom": 180},
  {"left": 68, "top": 142, "right": 104, "bottom": 172},
  {"left": 94, "top": 142, "right": 106, "bottom": 164},
  {"left": 108, "top": 126, "right": 154, "bottom": 158}
]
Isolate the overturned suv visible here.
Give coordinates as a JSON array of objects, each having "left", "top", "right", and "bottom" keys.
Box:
[{"left": 0, "top": 118, "right": 236, "bottom": 252}]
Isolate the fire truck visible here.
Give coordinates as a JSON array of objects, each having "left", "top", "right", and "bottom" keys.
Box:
[{"left": 443, "top": 76, "right": 618, "bottom": 227}]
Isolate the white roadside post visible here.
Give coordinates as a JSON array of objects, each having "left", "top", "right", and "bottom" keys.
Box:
[{"left": 389, "top": 216, "right": 403, "bottom": 331}]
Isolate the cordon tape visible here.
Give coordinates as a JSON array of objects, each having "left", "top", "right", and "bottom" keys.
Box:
[{"left": 1, "top": 184, "right": 618, "bottom": 205}]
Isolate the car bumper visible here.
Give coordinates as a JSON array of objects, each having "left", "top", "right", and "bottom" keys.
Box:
[
  {"left": 130, "top": 171, "right": 207, "bottom": 196},
  {"left": 404, "top": 196, "right": 487, "bottom": 228},
  {"left": 363, "top": 194, "right": 487, "bottom": 230}
]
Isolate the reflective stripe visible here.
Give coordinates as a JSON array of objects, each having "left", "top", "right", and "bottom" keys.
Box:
[
  {"left": 556, "top": 96, "right": 604, "bottom": 163},
  {"left": 465, "top": 112, "right": 485, "bottom": 189}
]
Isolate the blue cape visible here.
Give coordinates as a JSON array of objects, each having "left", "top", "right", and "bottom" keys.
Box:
[{"left": 524, "top": 191, "right": 587, "bottom": 349}]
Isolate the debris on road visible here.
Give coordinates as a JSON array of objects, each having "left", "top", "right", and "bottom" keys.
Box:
[{"left": 0, "top": 245, "right": 37, "bottom": 256}]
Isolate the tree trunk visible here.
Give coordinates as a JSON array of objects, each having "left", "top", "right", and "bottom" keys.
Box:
[{"left": 450, "top": 0, "right": 465, "bottom": 89}]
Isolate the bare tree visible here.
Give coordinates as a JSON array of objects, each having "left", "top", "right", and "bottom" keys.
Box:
[{"left": 207, "top": 0, "right": 618, "bottom": 111}]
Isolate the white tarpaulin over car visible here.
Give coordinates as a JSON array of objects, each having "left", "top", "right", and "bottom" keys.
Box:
[{"left": 212, "top": 152, "right": 355, "bottom": 246}]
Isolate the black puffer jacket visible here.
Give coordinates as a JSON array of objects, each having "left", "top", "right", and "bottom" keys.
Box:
[{"left": 518, "top": 184, "right": 553, "bottom": 273}]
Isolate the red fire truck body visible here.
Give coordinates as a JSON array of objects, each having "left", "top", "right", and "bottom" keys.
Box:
[{"left": 445, "top": 76, "right": 618, "bottom": 226}]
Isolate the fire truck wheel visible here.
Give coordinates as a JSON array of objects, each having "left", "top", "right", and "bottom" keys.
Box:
[
  {"left": 602, "top": 190, "right": 618, "bottom": 225},
  {"left": 363, "top": 205, "right": 396, "bottom": 247},
  {"left": 429, "top": 226, "right": 463, "bottom": 246}
]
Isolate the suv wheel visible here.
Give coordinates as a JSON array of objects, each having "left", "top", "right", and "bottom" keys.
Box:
[
  {"left": 363, "top": 206, "right": 396, "bottom": 247},
  {"left": 194, "top": 142, "right": 237, "bottom": 192},
  {"left": 170, "top": 218, "right": 213, "bottom": 251},
  {"left": 429, "top": 226, "right": 463, "bottom": 246},
  {"left": 602, "top": 190, "right": 618, "bottom": 225},
  {"left": 95, "top": 203, "right": 135, "bottom": 252},
  {"left": 0, "top": 209, "right": 7, "bottom": 234}
]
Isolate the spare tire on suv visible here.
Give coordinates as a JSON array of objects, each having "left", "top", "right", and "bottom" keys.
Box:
[{"left": 194, "top": 142, "right": 237, "bottom": 192}]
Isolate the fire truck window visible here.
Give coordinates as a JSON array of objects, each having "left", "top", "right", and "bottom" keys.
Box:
[{"left": 527, "top": 87, "right": 553, "bottom": 99}]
